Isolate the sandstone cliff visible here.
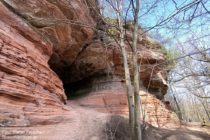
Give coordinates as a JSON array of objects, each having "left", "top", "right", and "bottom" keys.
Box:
[{"left": 0, "top": 0, "right": 178, "bottom": 128}]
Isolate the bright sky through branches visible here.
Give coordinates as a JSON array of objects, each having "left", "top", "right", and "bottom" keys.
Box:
[{"left": 101, "top": 0, "right": 210, "bottom": 48}]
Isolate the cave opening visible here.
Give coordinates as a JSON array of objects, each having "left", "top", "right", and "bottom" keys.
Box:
[
  {"left": 63, "top": 77, "right": 93, "bottom": 100},
  {"left": 47, "top": 54, "right": 94, "bottom": 100},
  {"left": 48, "top": 53, "right": 121, "bottom": 101}
]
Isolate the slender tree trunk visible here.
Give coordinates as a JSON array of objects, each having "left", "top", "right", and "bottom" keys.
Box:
[
  {"left": 172, "top": 93, "right": 183, "bottom": 120},
  {"left": 121, "top": 37, "right": 135, "bottom": 139},
  {"left": 117, "top": 0, "right": 135, "bottom": 138},
  {"left": 131, "top": 0, "right": 142, "bottom": 139},
  {"left": 200, "top": 100, "right": 210, "bottom": 121},
  {"left": 170, "top": 87, "right": 183, "bottom": 120}
]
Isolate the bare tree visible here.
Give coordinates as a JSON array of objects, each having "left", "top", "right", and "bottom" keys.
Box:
[
  {"left": 100, "top": 0, "right": 142, "bottom": 139},
  {"left": 130, "top": 0, "right": 142, "bottom": 139},
  {"left": 116, "top": 0, "right": 135, "bottom": 138}
]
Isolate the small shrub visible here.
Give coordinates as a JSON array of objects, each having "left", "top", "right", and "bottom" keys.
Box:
[
  {"left": 142, "top": 38, "right": 162, "bottom": 49},
  {"left": 160, "top": 47, "right": 180, "bottom": 69},
  {"left": 104, "top": 115, "right": 131, "bottom": 140}
]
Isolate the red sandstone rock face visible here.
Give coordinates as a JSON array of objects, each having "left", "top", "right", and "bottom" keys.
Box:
[
  {"left": 140, "top": 90, "right": 179, "bottom": 127},
  {"left": 0, "top": 0, "right": 99, "bottom": 127},
  {"left": 1, "top": 1, "right": 168, "bottom": 96},
  {"left": 64, "top": 42, "right": 113, "bottom": 83},
  {"left": 0, "top": 0, "right": 178, "bottom": 128},
  {"left": 0, "top": 2, "right": 69, "bottom": 126},
  {"left": 1, "top": 0, "right": 96, "bottom": 79},
  {"left": 64, "top": 41, "right": 168, "bottom": 101},
  {"left": 74, "top": 82, "right": 179, "bottom": 128}
]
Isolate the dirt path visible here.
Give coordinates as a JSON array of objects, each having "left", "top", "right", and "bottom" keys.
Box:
[
  {"left": 0, "top": 101, "right": 210, "bottom": 140},
  {"left": 0, "top": 101, "right": 109, "bottom": 140}
]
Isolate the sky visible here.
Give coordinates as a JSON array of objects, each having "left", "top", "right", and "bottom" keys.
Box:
[
  {"left": 101, "top": 0, "right": 210, "bottom": 49},
  {"left": 138, "top": 0, "right": 210, "bottom": 49}
]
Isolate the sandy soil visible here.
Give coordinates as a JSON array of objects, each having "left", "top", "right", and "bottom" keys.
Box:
[{"left": 0, "top": 101, "right": 109, "bottom": 140}]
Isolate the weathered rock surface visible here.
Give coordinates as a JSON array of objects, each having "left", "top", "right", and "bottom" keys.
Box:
[
  {"left": 1, "top": 0, "right": 96, "bottom": 80},
  {"left": 72, "top": 77, "right": 179, "bottom": 127},
  {"left": 0, "top": 1, "right": 71, "bottom": 126},
  {"left": 0, "top": 0, "right": 178, "bottom": 129}
]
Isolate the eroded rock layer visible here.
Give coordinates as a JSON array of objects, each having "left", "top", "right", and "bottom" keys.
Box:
[
  {"left": 0, "top": 1, "right": 70, "bottom": 126},
  {"left": 1, "top": 0, "right": 96, "bottom": 79},
  {"left": 70, "top": 75, "right": 179, "bottom": 127},
  {"left": 0, "top": 0, "right": 179, "bottom": 128}
]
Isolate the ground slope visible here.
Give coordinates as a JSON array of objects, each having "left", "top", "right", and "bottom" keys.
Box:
[{"left": 0, "top": 102, "right": 210, "bottom": 140}]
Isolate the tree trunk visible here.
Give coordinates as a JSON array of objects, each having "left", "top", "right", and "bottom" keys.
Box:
[
  {"left": 117, "top": 0, "right": 135, "bottom": 138},
  {"left": 200, "top": 100, "right": 210, "bottom": 121},
  {"left": 172, "top": 93, "right": 183, "bottom": 120},
  {"left": 170, "top": 87, "right": 183, "bottom": 120},
  {"left": 121, "top": 38, "right": 135, "bottom": 138},
  {"left": 131, "top": 0, "right": 142, "bottom": 139}
]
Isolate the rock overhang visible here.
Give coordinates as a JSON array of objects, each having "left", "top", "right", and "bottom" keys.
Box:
[{"left": 0, "top": 0, "right": 173, "bottom": 127}]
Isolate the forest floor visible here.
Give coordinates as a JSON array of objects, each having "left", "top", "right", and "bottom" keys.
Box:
[
  {"left": 0, "top": 100, "right": 210, "bottom": 140},
  {"left": 143, "top": 122, "right": 210, "bottom": 140}
]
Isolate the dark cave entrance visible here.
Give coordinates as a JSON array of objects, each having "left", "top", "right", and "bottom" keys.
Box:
[
  {"left": 63, "top": 77, "right": 93, "bottom": 100},
  {"left": 47, "top": 52, "right": 124, "bottom": 101},
  {"left": 48, "top": 54, "right": 98, "bottom": 100}
]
